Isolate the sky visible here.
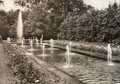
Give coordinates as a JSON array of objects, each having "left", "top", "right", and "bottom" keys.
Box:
[
  {"left": 0, "top": 0, "right": 16, "bottom": 11},
  {"left": 0, "top": 0, "right": 120, "bottom": 12},
  {"left": 0, "top": 0, "right": 22, "bottom": 12},
  {"left": 84, "top": 0, "right": 120, "bottom": 10}
]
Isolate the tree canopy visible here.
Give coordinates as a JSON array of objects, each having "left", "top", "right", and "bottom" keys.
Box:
[{"left": 0, "top": 0, "right": 120, "bottom": 44}]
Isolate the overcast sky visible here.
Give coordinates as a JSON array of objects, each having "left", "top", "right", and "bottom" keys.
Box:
[
  {"left": 84, "top": 0, "right": 120, "bottom": 10},
  {"left": 0, "top": 0, "right": 20, "bottom": 12},
  {"left": 0, "top": 0, "right": 120, "bottom": 11}
]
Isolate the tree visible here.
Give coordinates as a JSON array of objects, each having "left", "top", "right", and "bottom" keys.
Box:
[
  {"left": 58, "top": 2, "right": 120, "bottom": 43},
  {"left": 0, "top": 11, "right": 9, "bottom": 39}
]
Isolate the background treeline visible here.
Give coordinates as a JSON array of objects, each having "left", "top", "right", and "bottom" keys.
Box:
[
  {"left": 0, "top": 0, "right": 120, "bottom": 44},
  {"left": 59, "top": 2, "right": 120, "bottom": 44}
]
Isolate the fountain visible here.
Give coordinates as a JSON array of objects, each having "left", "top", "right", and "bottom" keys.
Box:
[
  {"left": 42, "top": 43, "right": 45, "bottom": 59},
  {"left": 50, "top": 39, "right": 54, "bottom": 48},
  {"left": 7, "top": 37, "right": 11, "bottom": 43},
  {"left": 17, "top": 10, "right": 23, "bottom": 44},
  {"left": 63, "top": 45, "right": 73, "bottom": 68},
  {"left": 68, "top": 41, "right": 76, "bottom": 55},
  {"left": 35, "top": 37, "right": 39, "bottom": 47},
  {"left": 107, "top": 44, "right": 114, "bottom": 66},
  {"left": 30, "top": 39, "right": 33, "bottom": 48},
  {"left": 21, "top": 38, "right": 25, "bottom": 47},
  {"left": 69, "top": 41, "right": 72, "bottom": 51},
  {"left": 40, "top": 34, "right": 43, "bottom": 45},
  {"left": 50, "top": 39, "right": 54, "bottom": 54},
  {"left": 28, "top": 39, "right": 34, "bottom": 51}
]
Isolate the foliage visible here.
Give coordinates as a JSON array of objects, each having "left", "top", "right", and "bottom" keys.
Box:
[
  {"left": 15, "top": 0, "right": 48, "bottom": 10},
  {"left": 58, "top": 2, "right": 120, "bottom": 44},
  {"left": 22, "top": 0, "right": 88, "bottom": 39},
  {"left": 0, "top": 11, "right": 9, "bottom": 39}
]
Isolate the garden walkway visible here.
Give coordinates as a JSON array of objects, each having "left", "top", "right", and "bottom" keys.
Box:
[{"left": 0, "top": 43, "right": 16, "bottom": 84}]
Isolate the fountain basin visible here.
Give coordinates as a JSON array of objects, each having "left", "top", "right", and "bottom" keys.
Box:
[
  {"left": 21, "top": 42, "right": 120, "bottom": 84},
  {"left": 28, "top": 44, "right": 120, "bottom": 84}
]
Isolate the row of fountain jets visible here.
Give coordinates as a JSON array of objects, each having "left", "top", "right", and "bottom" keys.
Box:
[{"left": 7, "top": 37, "right": 114, "bottom": 68}]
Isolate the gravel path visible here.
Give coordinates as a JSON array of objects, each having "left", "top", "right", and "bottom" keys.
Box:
[{"left": 0, "top": 43, "right": 16, "bottom": 84}]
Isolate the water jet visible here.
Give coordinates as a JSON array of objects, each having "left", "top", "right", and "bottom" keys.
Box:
[
  {"left": 107, "top": 44, "right": 114, "bottom": 66},
  {"left": 63, "top": 45, "right": 73, "bottom": 68},
  {"left": 17, "top": 10, "right": 23, "bottom": 44}
]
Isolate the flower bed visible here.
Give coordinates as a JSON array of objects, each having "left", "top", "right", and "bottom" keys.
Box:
[{"left": 3, "top": 43, "right": 62, "bottom": 84}]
